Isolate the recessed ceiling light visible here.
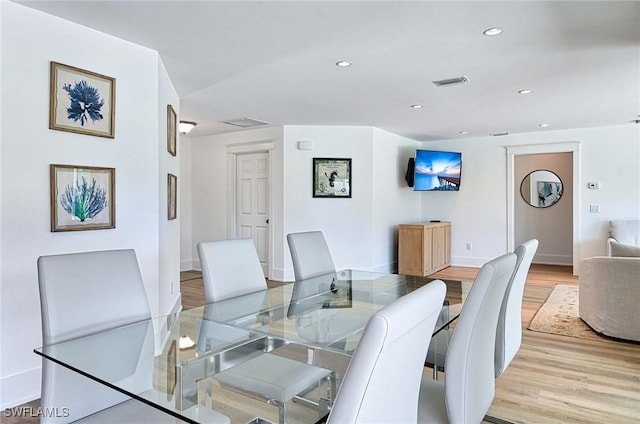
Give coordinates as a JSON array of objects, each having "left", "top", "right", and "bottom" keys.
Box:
[
  {"left": 538, "top": 123, "right": 549, "bottom": 127},
  {"left": 459, "top": 131, "right": 469, "bottom": 134},
  {"left": 411, "top": 104, "right": 423, "bottom": 109},
  {"left": 483, "top": 27, "right": 503, "bottom": 36},
  {"left": 336, "top": 61, "right": 352, "bottom": 67},
  {"left": 518, "top": 89, "right": 533, "bottom": 94}
]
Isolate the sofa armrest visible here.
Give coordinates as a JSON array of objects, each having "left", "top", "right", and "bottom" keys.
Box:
[{"left": 579, "top": 256, "right": 640, "bottom": 342}]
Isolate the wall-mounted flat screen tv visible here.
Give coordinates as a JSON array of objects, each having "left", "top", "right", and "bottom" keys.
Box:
[{"left": 413, "top": 150, "right": 462, "bottom": 191}]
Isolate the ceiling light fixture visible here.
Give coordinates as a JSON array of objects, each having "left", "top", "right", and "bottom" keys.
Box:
[
  {"left": 459, "top": 131, "right": 469, "bottom": 135},
  {"left": 483, "top": 27, "right": 503, "bottom": 36},
  {"left": 538, "top": 123, "right": 549, "bottom": 127},
  {"left": 518, "top": 89, "right": 533, "bottom": 94},
  {"left": 336, "top": 61, "right": 352, "bottom": 67},
  {"left": 179, "top": 120, "right": 197, "bottom": 135},
  {"left": 178, "top": 335, "right": 195, "bottom": 350},
  {"left": 411, "top": 104, "right": 423, "bottom": 109}
]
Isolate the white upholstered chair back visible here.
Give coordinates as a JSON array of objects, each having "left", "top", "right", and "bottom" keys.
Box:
[
  {"left": 37, "top": 249, "right": 151, "bottom": 424},
  {"left": 494, "top": 239, "right": 538, "bottom": 377},
  {"left": 287, "top": 231, "right": 336, "bottom": 281},
  {"left": 197, "top": 239, "right": 267, "bottom": 303},
  {"left": 327, "top": 280, "right": 446, "bottom": 424},
  {"left": 443, "top": 252, "right": 516, "bottom": 423}
]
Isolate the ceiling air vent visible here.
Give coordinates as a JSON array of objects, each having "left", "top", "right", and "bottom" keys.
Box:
[
  {"left": 222, "top": 117, "right": 270, "bottom": 128},
  {"left": 432, "top": 76, "right": 470, "bottom": 87}
]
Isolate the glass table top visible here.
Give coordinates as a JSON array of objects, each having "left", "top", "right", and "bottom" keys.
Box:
[{"left": 34, "top": 270, "right": 471, "bottom": 424}]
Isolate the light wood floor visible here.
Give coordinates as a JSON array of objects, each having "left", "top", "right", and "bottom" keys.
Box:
[{"left": 11, "top": 265, "right": 639, "bottom": 423}]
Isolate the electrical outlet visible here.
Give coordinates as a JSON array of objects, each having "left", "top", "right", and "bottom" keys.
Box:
[
  {"left": 466, "top": 242, "right": 472, "bottom": 251},
  {"left": 589, "top": 204, "right": 600, "bottom": 213}
]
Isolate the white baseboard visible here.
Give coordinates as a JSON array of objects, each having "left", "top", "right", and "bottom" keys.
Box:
[
  {"left": 533, "top": 253, "right": 572, "bottom": 266},
  {"left": 451, "top": 256, "right": 487, "bottom": 268},
  {"left": 1, "top": 367, "right": 40, "bottom": 409},
  {"left": 180, "top": 259, "right": 199, "bottom": 272}
]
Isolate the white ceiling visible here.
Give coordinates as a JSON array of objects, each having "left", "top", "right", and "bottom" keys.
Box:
[{"left": 16, "top": 1, "right": 640, "bottom": 140}]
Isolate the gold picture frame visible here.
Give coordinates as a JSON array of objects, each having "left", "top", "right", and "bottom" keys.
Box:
[
  {"left": 49, "top": 62, "right": 115, "bottom": 138},
  {"left": 168, "top": 173, "right": 177, "bottom": 220},
  {"left": 50, "top": 164, "right": 115, "bottom": 232},
  {"left": 167, "top": 105, "right": 177, "bottom": 156}
]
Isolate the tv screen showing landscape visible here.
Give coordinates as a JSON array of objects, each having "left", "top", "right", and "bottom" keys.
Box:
[{"left": 413, "top": 150, "right": 462, "bottom": 191}]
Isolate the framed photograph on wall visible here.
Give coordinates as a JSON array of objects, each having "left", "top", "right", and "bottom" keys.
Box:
[
  {"left": 50, "top": 164, "right": 115, "bottom": 232},
  {"left": 167, "top": 105, "right": 177, "bottom": 156},
  {"left": 313, "top": 158, "right": 352, "bottom": 198},
  {"left": 49, "top": 62, "right": 115, "bottom": 138},
  {"left": 168, "top": 173, "right": 177, "bottom": 220}
]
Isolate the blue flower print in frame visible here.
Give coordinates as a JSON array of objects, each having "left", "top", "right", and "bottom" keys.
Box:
[{"left": 49, "top": 62, "right": 115, "bottom": 138}]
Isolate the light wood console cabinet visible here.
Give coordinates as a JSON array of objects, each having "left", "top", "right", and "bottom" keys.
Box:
[{"left": 398, "top": 222, "right": 451, "bottom": 276}]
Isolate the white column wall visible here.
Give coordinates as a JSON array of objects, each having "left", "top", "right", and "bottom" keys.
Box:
[
  {"left": 0, "top": 2, "right": 174, "bottom": 408},
  {"left": 157, "top": 58, "right": 181, "bottom": 314}
]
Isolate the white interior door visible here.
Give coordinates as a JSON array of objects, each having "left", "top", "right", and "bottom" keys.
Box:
[{"left": 236, "top": 152, "right": 269, "bottom": 276}]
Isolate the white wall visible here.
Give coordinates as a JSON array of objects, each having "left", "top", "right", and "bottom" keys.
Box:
[
  {"left": 371, "top": 128, "right": 423, "bottom": 271},
  {"left": 0, "top": 2, "right": 176, "bottom": 408},
  {"left": 179, "top": 138, "right": 193, "bottom": 271},
  {"left": 187, "top": 126, "right": 284, "bottom": 273},
  {"left": 184, "top": 125, "right": 422, "bottom": 280},
  {"left": 421, "top": 124, "right": 640, "bottom": 268}
]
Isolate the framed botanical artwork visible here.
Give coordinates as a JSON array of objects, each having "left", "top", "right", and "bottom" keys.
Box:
[
  {"left": 168, "top": 173, "right": 177, "bottom": 220},
  {"left": 49, "top": 62, "right": 115, "bottom": 138},
  {"left": 313, "top": 158, "right": 352, "bottom": 198},
  {"left": 167, "top": 105, "right": 177, "bottom": 156},
  {"left": 50, "top": 164, "right": 115, "bottom": 232}
]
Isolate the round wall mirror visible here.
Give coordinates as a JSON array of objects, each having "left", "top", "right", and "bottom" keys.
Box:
[{"left": 520, "top": 170, "right": 563, "bottom": 208}]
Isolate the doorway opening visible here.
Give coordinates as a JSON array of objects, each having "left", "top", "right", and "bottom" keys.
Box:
[
  {"left": 506, "top": 142, "right": 581, "bottom": 275},
  {"left": 227, "top": 141, "right": 274, "bottom": 278}
]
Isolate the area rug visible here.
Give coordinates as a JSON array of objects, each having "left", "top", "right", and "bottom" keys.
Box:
[{"left": 527, "top": 284, "right": 604, "bottom": 341}]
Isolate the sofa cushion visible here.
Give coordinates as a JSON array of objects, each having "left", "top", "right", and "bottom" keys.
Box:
[
  {"left": 609, "top": 220, "right": 640, "bottom": 247},
  {"left": 610, "top": 241, "right": 640, "bottom": 257}
]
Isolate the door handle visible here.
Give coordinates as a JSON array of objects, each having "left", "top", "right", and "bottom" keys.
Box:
[{"left": 266, "top": 219, "right": 270, "bottom": 224}]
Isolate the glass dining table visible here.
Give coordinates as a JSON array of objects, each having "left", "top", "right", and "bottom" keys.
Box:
[{"left": 34, "top": 270, "right": 471, "bottom": 424}]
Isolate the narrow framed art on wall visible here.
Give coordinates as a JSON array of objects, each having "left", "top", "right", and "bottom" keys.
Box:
[
  {"left": 167, "top": 105, "right": 177, "bottom": 156},
  {"left": 50, "top": 164, "right": 115, "bottom": 232},
  {"left": 49, "top": 62, "right": 115, "bottom": 138},
  {"left": 168, "top": 173, "right": 177, "bottom": 220}
]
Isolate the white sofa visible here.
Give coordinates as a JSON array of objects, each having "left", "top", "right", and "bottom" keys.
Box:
[{"left": 579, "top": 219, "right": 640, "bottom": 342}]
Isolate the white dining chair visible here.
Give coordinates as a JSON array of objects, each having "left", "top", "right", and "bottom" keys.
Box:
[
  {"left": 37, "top": 249, "right": 229, "bottom": 424},
  {"left": 418, "top": 252, "right": 517, "bottom": 424},
  {"left": 494, "top": 239, "right": 538, "bottom": 377},
  {"left": 287, "top": 231, "right": 336, "bottom": 280},
  {"left": 425, "top": 239, "right": 538, "bottom": 379},
  {"left": 326, "top": 280, "right": 447, "bottom": 423},
  {"left": 198, "top": 238, "right": 335, "bottom": 424},
  {"left": 197, "top": 238, "right": 267, "bottom": 303}
]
